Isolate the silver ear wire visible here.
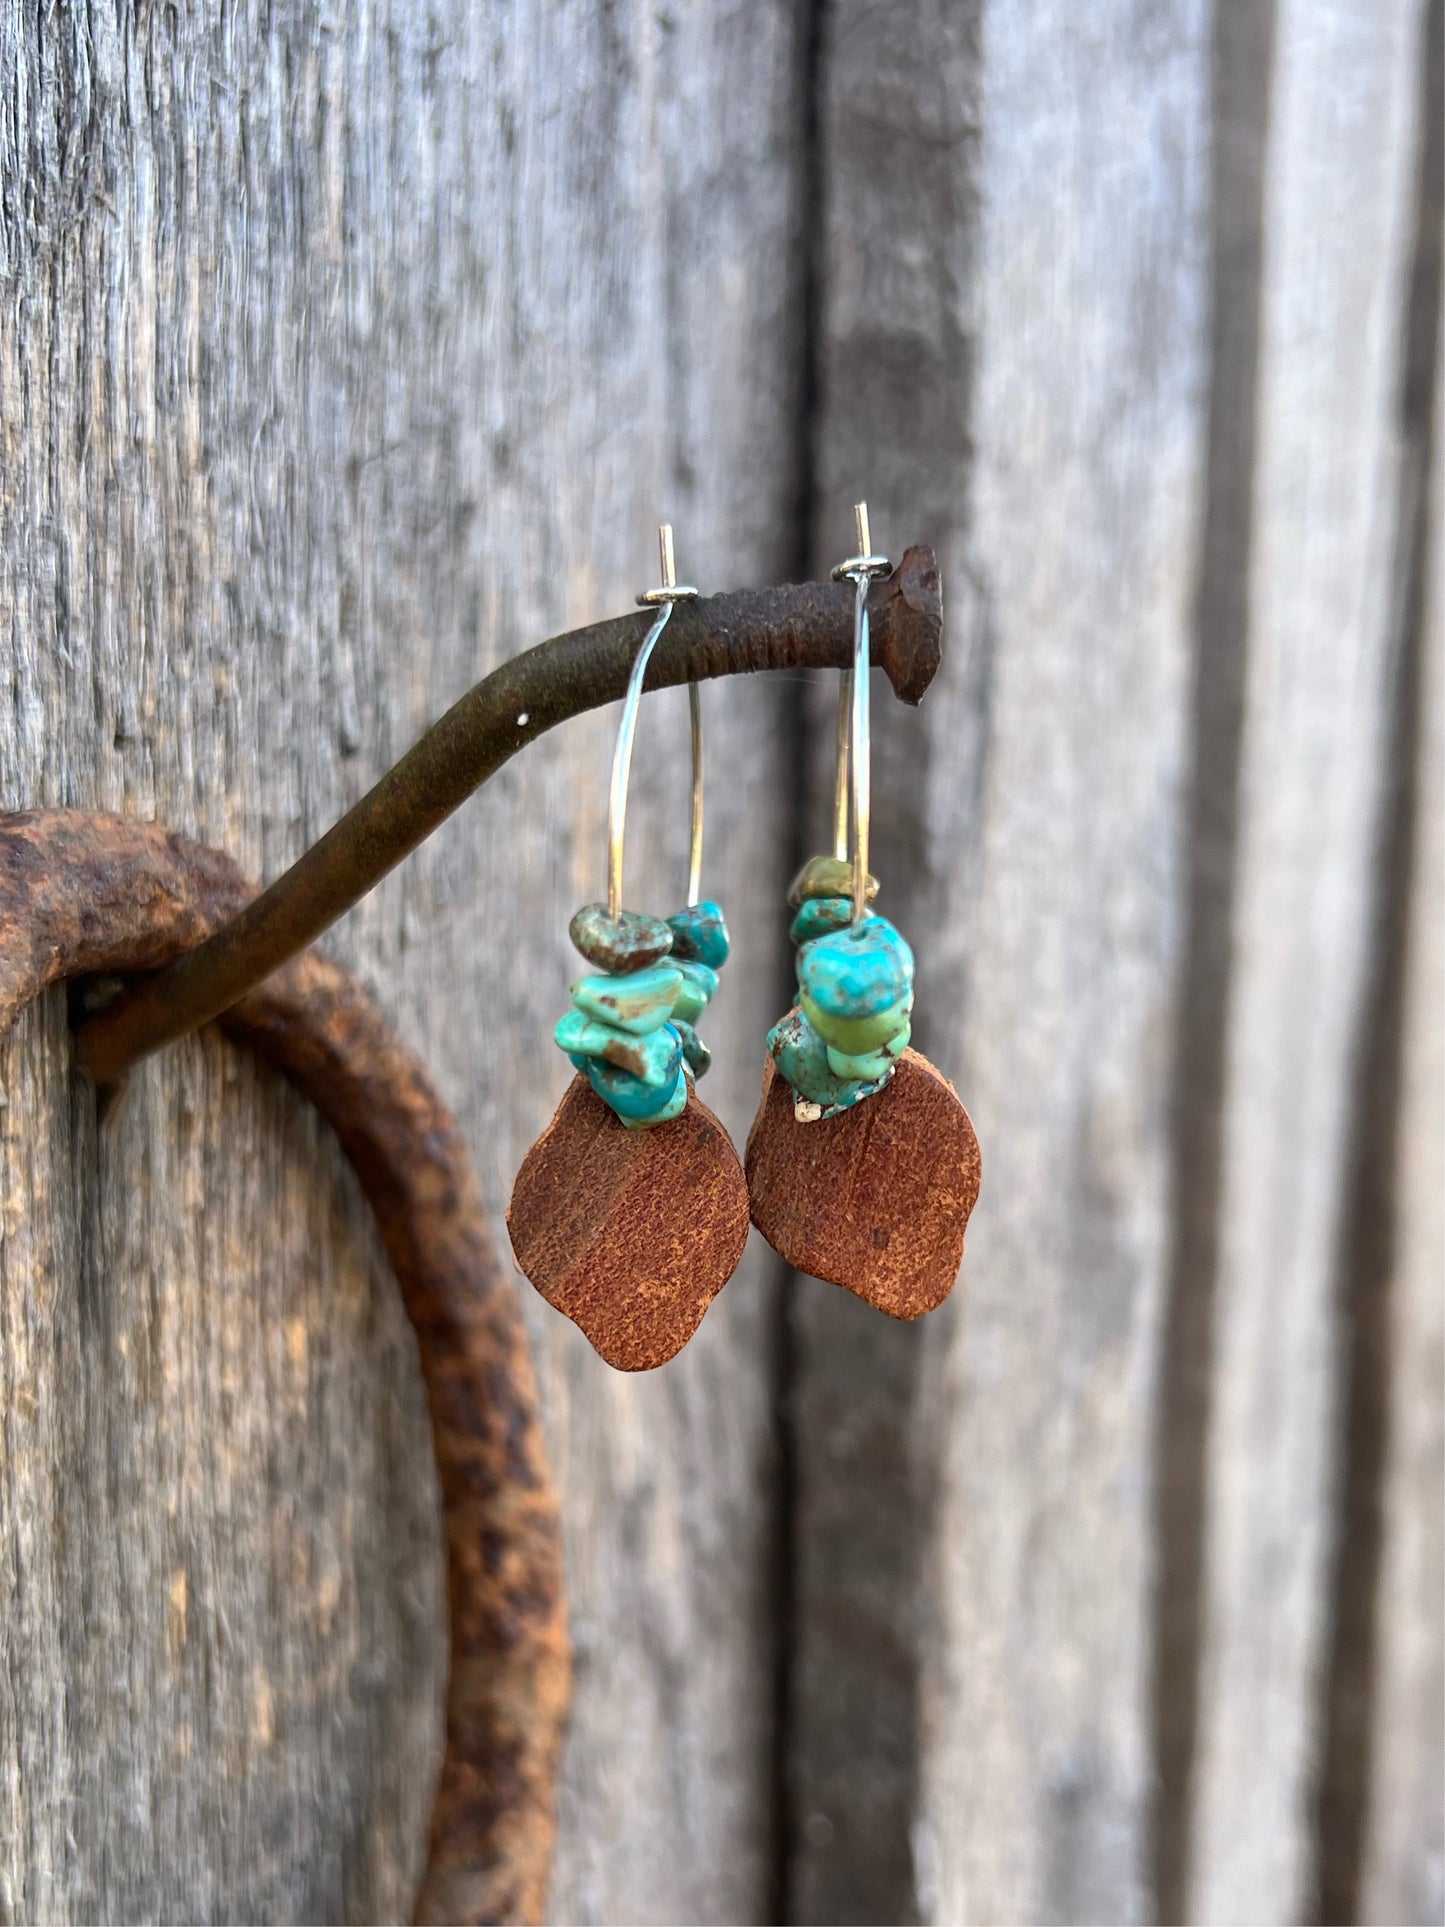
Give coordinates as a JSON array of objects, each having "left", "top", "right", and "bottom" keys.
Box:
[
  {"left": 607, "top": 524, "right": 702, "bottom": 920},
  {"left": 686, "top": 677, "right": 704, "bottom": 907},
  {"left": 830, "top": 502, "right": 892, "bottom": 923}
]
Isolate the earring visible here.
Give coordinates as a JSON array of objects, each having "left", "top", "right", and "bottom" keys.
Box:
[
  {"left": 508, "top": 526, "right": 749, "bottom": 1371},
  {"left": 745, "top": 504, "right": 981, "bottom": 1318}
]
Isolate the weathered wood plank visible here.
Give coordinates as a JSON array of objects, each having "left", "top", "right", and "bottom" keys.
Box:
[
  {"left": 0, "top": 3, "right": 802, "bottom": 1918},
  {"left": 0, "top": 1004, "right": 443, "bottom": 1924},
  {"left": 1359, "top": 291, "right": 1444, "bottom": 1927},
  {"left": 795, "top": 4, "right": 1209, "bottom": 1920},
  {"left": 0, "top": 9, "right": 449, "bottom": 1916},
  {"left": 1188, "top": 3, "right": 1430, "bottom": 1918},
  {"left": 1151, "top": 4, "right": 1276, "bottom": 1915},
  {"left": 780, "top": 14, "right": 986, "bottom": 1918}
]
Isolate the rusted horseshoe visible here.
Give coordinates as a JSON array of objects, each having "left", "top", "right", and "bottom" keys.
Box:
[{"left": 0, "top": 809, "right": 570, "bottom": 1927}]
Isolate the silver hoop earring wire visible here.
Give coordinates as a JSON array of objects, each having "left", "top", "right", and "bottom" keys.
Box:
[
  {"left": 607, "top": 522, "right": 702, "bottom": 921},
  {"left": 831, "top": 501, "right": 892, "bottom": 924}
]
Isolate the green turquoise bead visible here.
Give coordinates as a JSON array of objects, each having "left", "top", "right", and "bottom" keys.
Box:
[
  {"left": 569, "top": 903, "right": 673, "bottom": 973},
  {"left": 673, "top": 1019, "right": 712, "bottom": 1079},
  {"left": 797, "top": 914, "right": 914, "bottom": 1020},
  {"left": 768, "top": 1009, "right": 854, "bottom": 1108},
  {"left": 786, "top": 853, "right": 879, "bottom": 910},
  {"left": 767, "top": 1007, "right": 892, "bottom": 1118},
  {"left": 799, "top": 987, "right": 913, "bottom": 1055},
  {"left": 666, "top": 901, "right": 730, "bottom": 970},
  {"left": 670, "top": 959, "right": 719, "bottom": 1025},
  {"left": 586, "top": 1057, "right": 685, "bottom": 1122},
  {"left": 789, "top": 896, "right": 853, "bottom": 946},
  {"left": 824, "top": 1020, "right": 911, "bottom": 1082},
  {"left": 554, "top": 1010, "right": 683, "bottom": 1087},
  {"left": 572, "top": 963, "right": 682, "bottom": 1034}
]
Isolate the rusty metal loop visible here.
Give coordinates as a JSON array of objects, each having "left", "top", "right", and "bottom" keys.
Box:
[{"left": 0, "top": 810, "right": 570, "bottom": 1927}]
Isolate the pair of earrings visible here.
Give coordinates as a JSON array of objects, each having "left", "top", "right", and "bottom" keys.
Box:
[{"left": 508, "top": 511, "right": 981, "bottom": 1371}]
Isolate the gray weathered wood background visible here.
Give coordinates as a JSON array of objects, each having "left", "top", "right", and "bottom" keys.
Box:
[{"left": 0, "top": 1, "right": 1438, "bottom": 1922}]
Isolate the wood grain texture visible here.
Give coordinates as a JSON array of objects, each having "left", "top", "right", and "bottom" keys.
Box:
[
  {"left": 794, "top": 4, "right": 1209, "bottom": 1921},
  {"left": 0, "top": 1014, "right": 443, "bottom": 1926},
  {"left": 1188, "top": 5, "right": 1430, "bottom": 1918},
  {"left": 1359, "top": 293, "right": 1444, "bottom": 1927},
  {"left": 1150, "top": 4, "right": 1276, "bottom": 1913},
  {"left": 0, "top": 3, "right": 801, "bottom": 1919}
]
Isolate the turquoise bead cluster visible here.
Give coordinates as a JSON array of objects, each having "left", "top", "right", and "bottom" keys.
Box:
[
  {"left": 768, "top": 856, "right": 914, "bottom": 1120},
  {"left": 555, "top": 900, "right": 730, "bottom": 1127}
]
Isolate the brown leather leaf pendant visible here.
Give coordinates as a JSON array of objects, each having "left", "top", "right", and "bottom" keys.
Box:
[
  {"left": 745, "top": 1038, "right": 981, "bottom": 1319},
  {"left": 508, "top": 1072, "right": 749, "bottom": 1371},
  {"left": 750, "top": 506, "right": 979, "bottom": 1318}
]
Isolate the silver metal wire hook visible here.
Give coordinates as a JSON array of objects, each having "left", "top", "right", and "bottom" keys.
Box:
[
  {"left": 607, "top": 524, "right": 702, "bottom": 920},
  {"left": 831, "top": 502, "right": 892, "bottom": 923}
]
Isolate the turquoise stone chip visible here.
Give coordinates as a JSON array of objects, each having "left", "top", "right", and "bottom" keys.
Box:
[
  {"left": 554, "top": 1008, "right": 605, "bottom": 1056},
  {"left": 572, "top": 963, "right": 683, "bottom": 1034},
  {"left": 569, "top": 903, "right": 673, "bottom": 972},
  {"left": 769, "top": 1005, "right": 899, "bottom": 1118},
  {"left": 673, "top": 1019, "right": 712, "bottom": 1079},
  {"left": 666, "top": 901, "right": 731, "bottom": 970},
  {"left": 768, "top": 1007, "right": 896, "bottom": 1118},
  {"left": 786, "top": 853, "right": 879, "bottom": 910},
  {"left": 586, "top": 1057, "right": 685, "bottom": 1121},
  {"left": 622, "top": 1070, "right": 689, "bottom": 1128},
  {"left": 796, "top": 914, "right": 914, "bottom": 1019},
  {"left": 554, "top": 1010, "right": 682, "bottom": 1087},
  {"left": 670, "top": 959, "right": 719, "bottom": 1025},
  {"left": 824, "top": 1020, "right": 911, "bottom": 1082},
  {"left": 799, "top": 987, "right": 913, "bottom": 1055},
  {"left": 767, "top": 1008, "right": 856, "bottom": 1110},
  {"left": 789, "top": 896, "right": 853, "bottom": 946},
  {"left": 816, "top": 1075, "right": 893, "bottom": 1119}
]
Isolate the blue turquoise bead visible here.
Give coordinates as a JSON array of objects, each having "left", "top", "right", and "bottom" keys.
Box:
[
  {"left": 796, "top": 914, "right": 914, "bottom": 1020},
  {"left": 789, "top": 896, "right": 853, "bottom": 946},
  {"left": 586, "top": 1056, "right": 686, "bottom": 1122},
  {"left": 666, "top": 901, "right": 731, "bottom": 970},
  {"left": 670, "top": 959, "right": 719, "bottom": 1025},
  {"left": 554, "top": 1010, "right": 683, "bottom": 1087},
  {"left": 824, "top": 1020, "right": 910, "bottom": 1083},
  {"left": 769, "top": 910, "right": 914, "bottom": 1119},
  {"left": 622, "top": 1071, "right": 689, "bottom": 1127},
  {"left": 571, "top": 963, "right": 682, "bottom": 1035},
  {"left": 673, "top": 1019, "right": 712, "bottom": 1079}
]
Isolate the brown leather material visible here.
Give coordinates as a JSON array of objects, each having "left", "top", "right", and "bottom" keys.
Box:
[
  {"left": 508, "top": 1074, "right": 749, "bottom": 1371},
  {"left": 745, "top": 1042, "right": 981, "bottom": 1319}
]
